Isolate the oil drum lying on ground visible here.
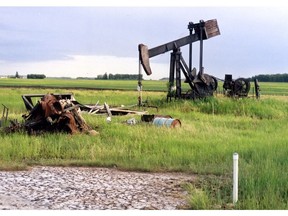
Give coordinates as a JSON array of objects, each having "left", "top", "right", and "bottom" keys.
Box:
[{"left": 152, "top": 117, "right": 181, "bottom": 128}]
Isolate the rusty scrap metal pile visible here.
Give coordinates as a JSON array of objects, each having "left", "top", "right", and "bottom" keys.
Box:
[
  {"left": 2, "top": 93, "right": 181, "bottom": 135},
  {"left": 6, "top": 93, "right": 96, "bottom": 135}
]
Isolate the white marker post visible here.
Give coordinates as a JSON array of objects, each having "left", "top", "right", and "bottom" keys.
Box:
[{"left": 233, "top": 153, "right": 239, "bottom": 204}]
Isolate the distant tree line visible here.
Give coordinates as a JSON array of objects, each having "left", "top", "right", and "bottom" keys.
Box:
[
  {"left": 27, "top": 74, "right": 46, "bottom": 79},
  {"left": 76, "top": 77, "right": 95, "bottom": 80},
  {"left": 8, "top": 71, "right": 22, "bottom": 78},
  {"left": 250, "top": 74, "right": 288, "bottom": 82},
  {"left": 95, "top": 73, "right": 142, "bottom": 80}
]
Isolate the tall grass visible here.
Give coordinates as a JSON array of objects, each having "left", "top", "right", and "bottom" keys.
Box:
[{"left": 0, "top": 87, "right": 288, "bottom": 209}]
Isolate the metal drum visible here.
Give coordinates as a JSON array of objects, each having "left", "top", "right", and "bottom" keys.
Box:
[{"left": 152, "top": 117, "right": 181, "bottom": 128}]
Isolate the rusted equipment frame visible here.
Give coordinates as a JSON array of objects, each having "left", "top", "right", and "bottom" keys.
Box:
[
  {"left": 22, "top": 93, "right": 75, "bottom": 111},
  {"left": 223, "top": 74, "right": 251, "bottom": 98},
  {"left": 1, "top": 104, "right": 9, "bottom": 127}
]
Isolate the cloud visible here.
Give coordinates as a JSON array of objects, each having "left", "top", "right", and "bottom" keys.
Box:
[{"left": 1, "top": 6, "right": 288, "bottom": 80}]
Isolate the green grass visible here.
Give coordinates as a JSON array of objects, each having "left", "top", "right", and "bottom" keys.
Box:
[
  {"left": 0, "top": 86, "right": 288, "bottom": 209},
  {"left": 0, "top": 78, "right": 169, "bottom": 91},
  {"left": 2, "top": 78, "right": 288, "bottom": 95}
]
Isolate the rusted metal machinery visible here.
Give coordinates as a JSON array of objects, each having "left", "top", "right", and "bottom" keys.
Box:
[
  {"left": 138, "top": 19, "right": 260, "bottom": 101},
  {"left": 223, "top": 74, "right": 260, "bottom": 99},
  {"left": 223, "top": 74, "right": 250, "bottom": 97},
  {"left": 254, "top": 79, "right": 260, "bottom": 99},
  {"left": 0, "top": 104, "right": 9, "bottom": 127},
  {"left": 138, "top": 19, "right": 220, "bottom": 101},
  {"left": 22, "top": 93, "right": 91, "bottom": 134}
]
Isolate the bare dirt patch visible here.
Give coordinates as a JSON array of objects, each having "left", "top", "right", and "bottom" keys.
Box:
[{"left": 0, "top": 166, "right": 195, "bottom": 210}]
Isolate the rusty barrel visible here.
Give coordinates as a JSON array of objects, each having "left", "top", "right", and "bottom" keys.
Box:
[{"left": 152, "top": 117, "right": 181, "bottom": 128}]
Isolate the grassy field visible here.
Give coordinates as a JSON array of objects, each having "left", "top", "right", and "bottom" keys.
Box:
[
  {"left": 0, "top": 80, "right": 288, "bottom": 210},
  {"left": 1, "top": 78, "right": 288, "bottom": 95},
  {"left": 0, "top": 78, "right": 168, "bottom": 91}
]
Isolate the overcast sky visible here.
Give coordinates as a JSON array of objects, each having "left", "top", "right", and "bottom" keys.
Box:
[{"left": 0, "top": 2, "right": 288, "bottom": 80}]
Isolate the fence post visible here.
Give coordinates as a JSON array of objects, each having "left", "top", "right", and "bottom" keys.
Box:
[{"left": 233, "top": 153, "right": 239, "bottom": 204}]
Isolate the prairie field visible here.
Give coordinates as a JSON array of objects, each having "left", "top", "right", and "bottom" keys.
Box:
[
  {"left": 0, "top": 79, "right": 288, "bottom": 209},
  {"left": 1, "top": 78, "right": 288, "bottom": 95}
]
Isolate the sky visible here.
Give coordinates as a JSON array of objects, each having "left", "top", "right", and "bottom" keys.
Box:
[{"left": 0, "top": 1, "right": 288, "bottom": 80}]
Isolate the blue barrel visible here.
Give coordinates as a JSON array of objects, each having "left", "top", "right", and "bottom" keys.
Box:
[{"left": 152, "top": 117, "right": 181, "bottom": 128}]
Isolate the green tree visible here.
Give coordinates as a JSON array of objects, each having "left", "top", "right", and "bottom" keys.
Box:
[
  {"left": 15, "top": 71, "right": 20, "bottom": 78},
  {"left": 103, "top": 72, "right": 108, "bottom": 80}
]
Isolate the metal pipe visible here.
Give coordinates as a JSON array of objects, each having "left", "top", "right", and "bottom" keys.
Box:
[
  {"left": 188, "top": 22, "right": 194, "bottom": 73},
  {"left": 199, "top": 21, "right": 204, "bottom": 74},
  {"left": 138, "top": 57, "right": 142, "bottom": 107},
  {"left": 175, "top": 49, "right": 181, "bottom": 98},
  {"left": 2, "top": 104, "right": 9, "bottom": 121},
  {"left": 233, "top": 153, "right": 239, "bottom": 204},
  {"left": 169, "top": 52, "right": 176, "bottom": 87}
]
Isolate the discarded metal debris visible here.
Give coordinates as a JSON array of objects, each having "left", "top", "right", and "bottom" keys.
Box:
[
  {"left": 22, "top": 93, "right": 75, "bottom": 111},
  {"left": 3, "top": 119, "right": 22, "bottom": 133},
  {"left": 21, "top": 93, "right": 148, "bottom": 116},
  {"left": 20, "top": 93, "right": 95, "bottom": 135},
  {"left": 3, "top": 92, "right": 174, "bottom": 134},
  {"left": 141, "top": 114, "right": 181, "bottom": 128},
  {"left": 104, "top": 102, "right": 112, "bottom": 123},
  {"left": 2, "top": 93, "right": 149, "bottom": 135},
  {"left": 141, "top": 114, "right": 172, "bottom": 122},
  {"left": 0, "top": 104, "right": 9, "bottom": 127},
  {"left": 124, "top": 114, "right": 181, "bottom": 128},
  {"left": 152, "top": 117, "right": 181, "bottom": 128},
  {"left": 2, "top": 93, "right": 97, "bottom": 135},
  {"left": 126, "top": 118, "right": 137, "bottom": 125}
]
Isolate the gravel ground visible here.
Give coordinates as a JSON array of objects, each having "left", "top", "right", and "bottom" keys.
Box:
[{"left": 0, "top": 166, "right": 195, "bottom": 210}]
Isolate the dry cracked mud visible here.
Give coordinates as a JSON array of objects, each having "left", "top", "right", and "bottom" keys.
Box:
[{"left": 0, "top": 166, "right": 195, "bottom": 210}]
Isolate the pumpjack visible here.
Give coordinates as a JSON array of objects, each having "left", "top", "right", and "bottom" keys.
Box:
[
  {"left": 138, "top": 19, "right": 220, "bottom": 101},
  {"left": 138, "top": 19, "right": 260, "bottom": 102}
]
